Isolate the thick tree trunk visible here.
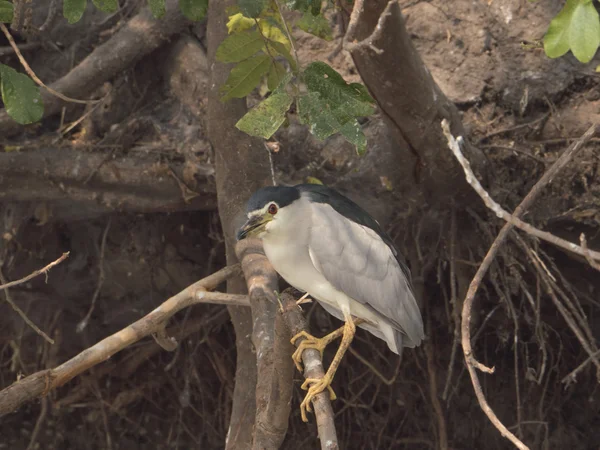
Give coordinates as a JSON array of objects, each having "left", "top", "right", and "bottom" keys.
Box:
[
  {"left": 206, "top": 1, "right": 274, "bottom": 448},
  {"left": 345, "top": 0, "right": 486, "bottom": 206}
]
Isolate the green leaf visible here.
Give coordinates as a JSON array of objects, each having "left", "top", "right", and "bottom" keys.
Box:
[
  {"left": 179, "top": 0, "right": 207, "bottom": 21},
  {"left": 299, "top": 64, "right": 373, "bottom": 153},
  {"left": 220, "top": 54, "right": 272, "bottom": 101},
  {"left": 544, "top": 0, "right": 600, "bottom": 63},
  {"left": 0, "top": 64, "right": 44, "bottom": 124},
  {"left": 0, "top": 0, "right": 14, "bottom": 23},
  {"left": 63, "top": 0, "right": 86, "bottom": 23},
  {"left": 304, "top": 62, "right": 375, "bottom": 123},
  {"left": 216, "top": 29, "right": 264, "bottom": 63},
  {"left": 258, "top": 19, "right": 291, "bottom": 50},
  {"left": 266, "top": 40, "right": 297, "bottom": 71},
  {"left": 238, "top": 0, "right": 266, "bottom": 18},
  {"left": 236, "top": 91, "right": 293, "bottom": 138},
  {"left": 148, "top": 0, "right": 165, "bottom": 18},
  {"left": 283, "top": 0, "right": 320, "bottom": 15},
  {"left": 267, "top": 61, "right": 287, "bottom": 91},
  {"left": 569, "top": 1, "right": 600, "bottom": 63},
  {"left": 227, "top": 12, "right": 255, "bottom": 33},
  {"left": 91, "top": 0, "right": 117, "bottom": 13},
  {"left": 298, "top": 92, "right": 340, "bottom": 139},
  {"left": 297, "top": 13, "right": 332, "bottom": 40},
  {"left": 339, "top": 119, "right": 367, "bottom": 155}
]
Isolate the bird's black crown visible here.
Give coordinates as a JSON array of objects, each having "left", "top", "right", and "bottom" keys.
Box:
[{"left": 246, "top": 185, "right": 300, "bottom": 213}]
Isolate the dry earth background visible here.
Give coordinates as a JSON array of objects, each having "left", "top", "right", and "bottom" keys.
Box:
[{"left": 0, "top": 0, "right": 599, "bottom": 449}]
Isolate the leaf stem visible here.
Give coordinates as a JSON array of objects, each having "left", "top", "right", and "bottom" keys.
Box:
[{"left": 273, "top": 0, "right": 301, "bottom": 73}]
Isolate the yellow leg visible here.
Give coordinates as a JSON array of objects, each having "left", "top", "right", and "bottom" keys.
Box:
[
  {"left": 290, "top": 326, "right": 345, "bottom": 372},
  {"left": 299, "top": 315, "right": 356, "bottom": 422}
]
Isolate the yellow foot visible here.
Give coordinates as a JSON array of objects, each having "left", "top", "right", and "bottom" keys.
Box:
[
  {"left": 290, "top": 331, "right": 329, "bottom": 372},
  {"left": 299, "top": 376, "right": 337, "bottom": 422}
]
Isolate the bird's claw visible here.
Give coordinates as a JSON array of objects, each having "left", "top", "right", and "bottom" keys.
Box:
[
  {"left": 299, "top": 377, "right": 337, "bottom": 422},
  {"left": 290, "top": 331, "right": 326, "bottom": 372}
]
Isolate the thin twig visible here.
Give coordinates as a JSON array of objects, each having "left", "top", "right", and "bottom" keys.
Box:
[
  {"left": 0, "top": 268, "right": 55, "bottom": 344},
  {"left": 442, "top": 207, "right": 460, "bottom": 400},
  {"left": 580, "top": 233, "right": 600, "bottom": 271},
  {"left": 77, "top": 219, "right": 111, "bottom": 333},
  {"left": 513, "top": 235, "right": 600, "bottom": 383},
  {"left": 443, "top": 120, "right": 600, "bottom": 262},
  {"left": 0, "top": 253, "right": 69, "bottom": 345},
  {"left": 273, "top": 0, "right": 300, "bottom": 72},
  {"left": 0, "top": 23, "right": 99, "bottom": 105},
  {"left": 443, "top": 120, "right": 599, "bottom": 450},
  {"left": 561, "top": 349, "right": 600, "bottom": 385},
  {"left": 0, "top": 252, "right": 69, "bottom": 291},
  {"left": 0, "top": 264, "right": 245, "bottom": 417}
]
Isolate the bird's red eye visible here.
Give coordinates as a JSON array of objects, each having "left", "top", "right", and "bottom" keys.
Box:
[{"left": 268, "top": 203, "right": 278, "bottom": 215}]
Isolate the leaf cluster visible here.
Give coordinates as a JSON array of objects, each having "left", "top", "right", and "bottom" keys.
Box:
[
  {"left": 217, "top": 1, "right": 374, "bottom": 154},
  {"left": 544, "top": 0, "right": 600, "bottom": 64}
]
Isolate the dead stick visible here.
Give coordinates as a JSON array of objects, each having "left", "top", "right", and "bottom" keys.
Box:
[
  {"left": 442, "top": 120, "right": 600, "bottom": 262},
  {"left": 0, "top": 264, "right": 245, "bottom": 417},
  {"left": 0, "top": 252, "right": 69, "bottom": 291},
  {"left": 279, "top": 291, "right": 339, "bottom": 450},
  {"left": 445, "top": 121, "right": 599, "bottom": 450}
]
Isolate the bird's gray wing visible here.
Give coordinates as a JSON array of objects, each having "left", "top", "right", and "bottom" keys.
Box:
[{"left": 307, "top": 201, "right": 424, "bottom": 347}]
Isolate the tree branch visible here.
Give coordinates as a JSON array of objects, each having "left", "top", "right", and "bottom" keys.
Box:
[
  {"left": 236, "top": 239, "right": 294, "bottom": 450},
  {"left": 0, "top": 148, "right": 216, "bottom": 221},
  {"left": 442, "top": 120, "right": 600, "bottom": 262},
  {"left": 0, "top": 0, "right": 191, "bottom": 137},
  {"left": 0, "top": 264, "right": 245, "bottom": 417},
  {"left": 446, "top": 121, "right": 599, "bottom": 450},
  {"left": 279, "top": 291, "right": 339, "bottom": 450},
  {"left": 344, "top": 0, "right": 486, "bottom": 202}
]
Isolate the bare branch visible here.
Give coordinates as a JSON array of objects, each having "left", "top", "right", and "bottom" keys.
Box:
[
  {"left": 446, "top": 121, "right": 599, "bottom": 450},
  {"left": 0, "top": 252, "right": 69, "bottom": 292},
  {"left": 0, "top": 148, "right": 216, "bottom": 221},
  {"left": 580, "top": 234, "right": 600, "bottom": 271},
  {"left": 0, "top": 0, "right": 191, "bottom": 137},
  {"left": 0, "top": 23, "right": 99, "bottom": 105},
  {"left": 77, "top": 219, "right": 111, "bottom": 333},
  {"left": 236, "top": 239, "right": 294, "bottom": 450},
  {"left": 442, "top": 119, "right": 600, "bottom": 262},
  {"left": 0, "top": 264, "right": 244, "bottom": 417},
  {"left": 279, "top": 291, "right": 339, "bottom": 450}
]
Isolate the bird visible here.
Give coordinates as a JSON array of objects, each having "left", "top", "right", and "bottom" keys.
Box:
[{"left": 236, "top": 183, "right": 424, "bottom": 421}]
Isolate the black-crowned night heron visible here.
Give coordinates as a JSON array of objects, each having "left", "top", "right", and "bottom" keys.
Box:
[{"left": 237, "top": 184, "right": 424, "bottom": 421}]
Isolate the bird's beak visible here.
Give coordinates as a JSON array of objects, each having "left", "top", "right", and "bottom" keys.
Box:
[{"left": 237, "top": 214, "right": 270, "bottom": 241}]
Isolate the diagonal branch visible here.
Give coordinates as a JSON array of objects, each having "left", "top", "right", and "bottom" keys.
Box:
[
  {"left": 442, "top": 120, "right": 600, "bottom": 262},
  {"left": 0, "top": 0, "right": 191, "bottom": 137},
  {"left": 444, "top": 121, "right": 599, "bottom": 450},
  {"left": 0, "top": 264, "right": 245, "bottom": 417}
]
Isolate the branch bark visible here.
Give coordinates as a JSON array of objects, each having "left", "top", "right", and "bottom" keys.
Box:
[
  {"left": 0, "top": 148, "right": 216, "bottom": 221},
  {"left": 279, "top": 291, "right": 339, "bottom": 450},
  {"left": 344, "top": 0, "right": 486, "bottom": 203},
  {"left": 0, "top": 265, "right": 245, "bottom": 417},
  {"left": 236, "top": 239, "right": 294, "bottom": 450},
  {"left": 206, "top": 1, "right": 275, "bottom": 449},
  {"left": 0, "top": 0, "right": 191, "bottom": 137}
]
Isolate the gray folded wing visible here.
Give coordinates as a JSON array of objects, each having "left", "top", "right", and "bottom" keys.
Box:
[{"left": 307, "top": 202, "right": 424, "bottom": 348}]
